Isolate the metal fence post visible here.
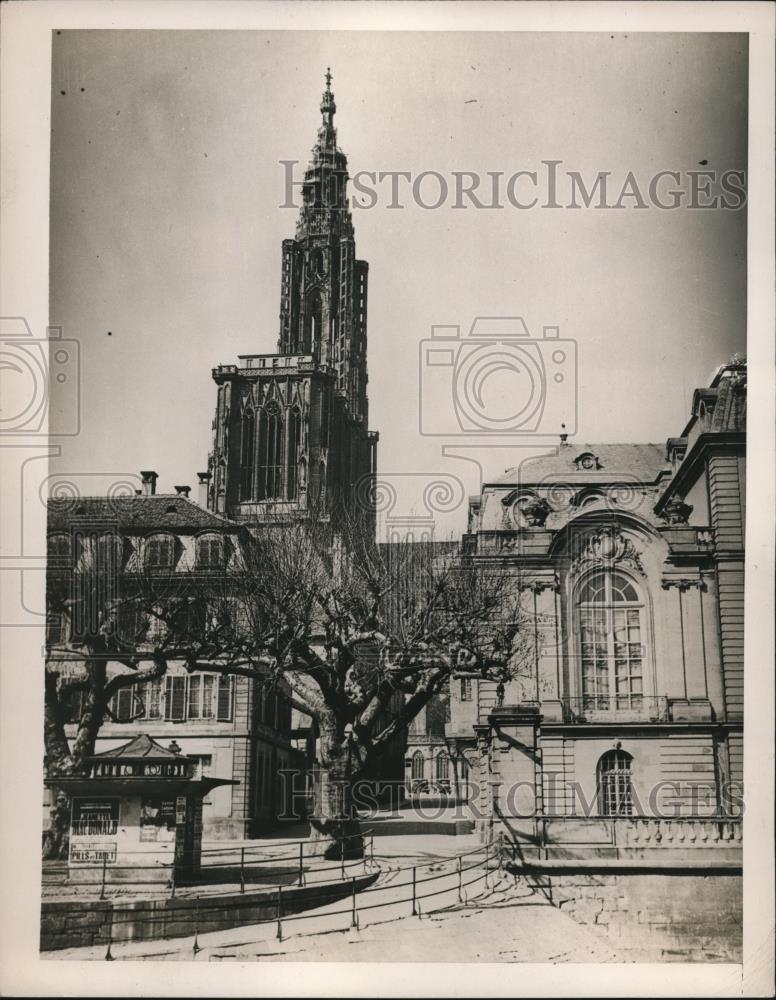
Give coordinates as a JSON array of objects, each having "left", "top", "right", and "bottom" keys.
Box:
[
  {"left": 276, "top": 885, "right": 283, "bottom": 941},
  {"left": 298, "top": 842, "right": 305, "bottom": 887},
  {"left": 457, "top": 854, "right": 463, "bottom": 903},
  {"left": 350, "top": 876, "right": 358, "bottom": 928},
  {"left": 484, "top": 840, "right": 490, "bottom": 887},
  {"left": 341, "top": 844, "right": 346, "bottom": 879},
  {"left": 240, "top": 847, "right": 245, "bottom": 894},
  {"left": 99, "top": 855, "right": 107, "bottom": 900},
  {"left": 411, "top": 866, "right": 417, "bottom": 916},
  {"left": 192, "top": 897, "right": 200, "bottom": 954}
]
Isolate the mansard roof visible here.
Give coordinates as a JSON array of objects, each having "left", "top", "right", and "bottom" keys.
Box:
[
  {"left": 490, "top": 444, "right": 669, "bottom": 487},
  {"left": 47, "top": 495, "right": 240, "bottom": 534}
]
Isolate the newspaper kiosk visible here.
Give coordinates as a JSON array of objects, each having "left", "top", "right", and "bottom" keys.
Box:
[{"left": 50, "top": 733, "right": 236, "bottom": 884}]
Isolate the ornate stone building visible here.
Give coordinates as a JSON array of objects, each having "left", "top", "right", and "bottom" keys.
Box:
[
  {"left": 204, "top": 70, "right": 378, "bottom": 522},
  {"left": 445, "top": 360, "right": 745, "bottom": 853}
]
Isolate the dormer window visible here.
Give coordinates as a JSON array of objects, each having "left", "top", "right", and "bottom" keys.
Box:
[
  {"left": 47, "top": 533, "right": 74, "bottom": 568},
  {"left": 146, "top": 534, "right": 176, "bottom": 571},
  {"left": 95, "top": 533, "right": 124, "bottom": 573},
  {"left": 196, "top": 534, "right": 225, "bottom": 570}
]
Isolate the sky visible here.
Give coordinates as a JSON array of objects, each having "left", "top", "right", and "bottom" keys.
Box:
[{"left": 49, "top": 30, "right": 747, "bottom": 535}]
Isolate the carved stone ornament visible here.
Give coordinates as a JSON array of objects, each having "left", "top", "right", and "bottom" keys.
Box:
[
  {"left": 660, "top": 498, "right": 693, "bottom": 525},
  {"left": 661, "top": 576, "right": 707, "bottom": 592},
  {"left": 518, "top": 495, "right": 553, "bottom": 527},
  {"left": 571, "top": 525, "right": 645, "bottom": 576}
]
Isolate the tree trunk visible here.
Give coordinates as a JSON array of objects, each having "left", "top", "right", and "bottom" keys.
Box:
[
  {"left": 42, "top": 667, "right": 106, "bottom": 860},
  {"left": 42, "top": 789, "right": 72, "bottom": 861},
  {"left": 307, "top": 716, "right": 363, "bottom": 859}
]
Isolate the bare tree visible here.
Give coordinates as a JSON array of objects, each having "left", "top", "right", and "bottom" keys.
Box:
[
  {"left": 43, "top": 526, "right": 208, "bottom": 859},
  {"left": 183, "top": 505, "right": 535, "bottom": 858}
]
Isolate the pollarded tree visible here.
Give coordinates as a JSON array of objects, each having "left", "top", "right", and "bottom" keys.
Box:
[{"left": 182, "top": 505, "right": 536, "bottom": 858}]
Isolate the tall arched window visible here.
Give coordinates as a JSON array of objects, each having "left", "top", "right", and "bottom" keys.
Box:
[
  {"left": 577, "top": 570, "right": 645, "bottom": 713},
  {"left": 305, "top": 294, "right": 322, "bottom": 355},
  {"left": 435, "top": 753, "right": 449, "bottom": 783},
  {"left": 239, "top": 408, "right": 255, "bottom": 500},
  {"left": 411, "top": 751, "right": 425, "bottom": 782},
  {"left": 597, "top": 748, "right": 633, "bottom": 816},
  {"left": 286, "top": 407, "right": 301, "bottom": 500},
  {"left": 257, "top": 401, "right": 284, "bottom": 500}
]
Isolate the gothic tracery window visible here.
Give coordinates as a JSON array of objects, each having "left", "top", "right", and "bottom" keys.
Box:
[
  {"left": 286, "top": 407, "right": 301, "bottom": 500},
  {"left": 576, "top": 570, "right": 645, "bottom": 713},
  {"left": 257, "top": 401, "right": 284, "bottom": 500},
  {"left": 240, "top": 408, "right": 255, "bottom": 500}
]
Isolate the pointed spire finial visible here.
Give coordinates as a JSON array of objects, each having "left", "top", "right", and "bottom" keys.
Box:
[{"left": 325, "top": 66, "right": 332, "bottom": 91}]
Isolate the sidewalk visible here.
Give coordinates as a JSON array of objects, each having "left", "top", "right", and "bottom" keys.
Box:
[{"left": 44, "top": 840, "right": 622, "bottom": 963}]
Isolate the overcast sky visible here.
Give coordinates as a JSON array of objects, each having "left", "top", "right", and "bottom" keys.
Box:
[{"left": 49, "top": 30, "right": 747, "bottom": 534}]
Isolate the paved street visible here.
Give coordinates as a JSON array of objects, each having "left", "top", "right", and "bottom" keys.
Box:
[{"left": 45, "top": 834, "right": 621, "bottom": 963}]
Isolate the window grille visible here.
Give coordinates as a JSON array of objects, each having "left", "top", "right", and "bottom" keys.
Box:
[{"left": 597, "top": 748, "right": 634, "bottom": 816}]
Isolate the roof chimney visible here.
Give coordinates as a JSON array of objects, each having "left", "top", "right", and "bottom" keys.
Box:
[
  {"left": 140, "top": 471, "right": 158, "bottom": 496},
  {"left": 197, "top": 471, "right": 212, "bottom": 507},
  {"left": 174, "top": 485, "right": 191, "bottom": 499}
]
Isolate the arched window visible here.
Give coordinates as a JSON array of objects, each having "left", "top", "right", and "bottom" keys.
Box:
[
  {"left": 317, "top": 460, "right": 326, "bottom": 508},
  {"left": 257, "top": 401, "right": 284, "bottom": 500},
  {"left": 196, "top": 534, "right": 224, "bottom": 570},
  {"left": 239, "top": 408, "right": 255, "bottom": 500},
  {"left": 577, "top": 570, "right": 645, "bottom": 713},
  {"left": 597, "top": 748, "right": 633, "bottom": 816},
  {"left": 411, "top": 751, "right": 425, "bottom": 781},
  {"left": 305, "top": 294, "right": 322, "bottom": 355},
  {"left": 286, "top": 407, "right": 301, "bottom": 500},
  {"left": 435, "top": 753, "right": 449, "bottom": 782}
]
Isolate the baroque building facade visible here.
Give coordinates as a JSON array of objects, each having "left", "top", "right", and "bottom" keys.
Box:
[{"left": 435, "top": 360, "right": 745, "bottom": 850}]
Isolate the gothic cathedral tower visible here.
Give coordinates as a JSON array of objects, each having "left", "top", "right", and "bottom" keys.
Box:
[{"left": 206, "top": 71, "right": 378, "bottom": 523}]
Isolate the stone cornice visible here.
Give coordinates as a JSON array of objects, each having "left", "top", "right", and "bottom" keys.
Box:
[{"left": 655, "top": 432, "right": 745, "bottom": 513}]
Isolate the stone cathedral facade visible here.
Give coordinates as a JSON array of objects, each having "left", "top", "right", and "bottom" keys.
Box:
[{"left": 204, "top": 70, "right": 378, "bottom": 521}]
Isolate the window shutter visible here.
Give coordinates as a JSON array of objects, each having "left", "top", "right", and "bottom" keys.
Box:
[
  {"left": 188, "top": 674, "right": 201, "bottom": 720},
  {"left": 114, "top": 685, "right": 133, "bottom": 722},
  {"left": 217, "top": 675, "right": 233, "bottom": 721},
  {"left": 144, "top": 678, "right": 162, "bottom": 720},
  {"left": 166, "top": 675, "right": 187, "bottom": 721},
  {"left": 201, "top": 674, "right": 215, "bottom": 719}
]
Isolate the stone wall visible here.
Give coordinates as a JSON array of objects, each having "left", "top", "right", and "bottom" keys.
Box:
[
  {"left": 523, "top": 870, "right": 742, "bottom": 962},
  {"left": 41, "top": 870, "right": 379, "bottom": 952}
]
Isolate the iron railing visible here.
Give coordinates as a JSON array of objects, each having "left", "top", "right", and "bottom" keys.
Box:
[{"left": 561, "top": 695, "right": 670, "bottom": 723}]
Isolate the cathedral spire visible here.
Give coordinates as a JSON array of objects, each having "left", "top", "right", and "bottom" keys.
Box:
[
  {"left": 318, "top": 66, "right": 337, "bottom": 149},
  {"left": 295, "top": 69, "right": 352, "bottom": 241}
]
